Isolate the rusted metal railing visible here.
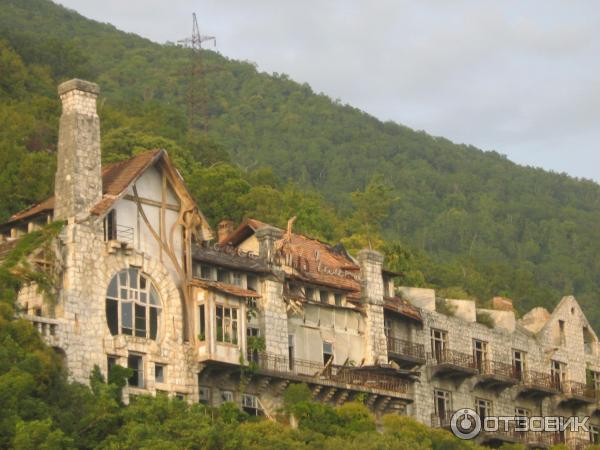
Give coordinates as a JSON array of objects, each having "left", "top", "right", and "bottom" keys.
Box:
[
  {"left": 561, "top": 380, "right": 597, "bottom": 401},
  {"left": 521, "top": 369, "right": 560, "bottom": 392},
  {"left": 387, "top": 336, "right": 425, "bottom": 360},
  {"left": 256, "top": 352, "right": 409, "bottom": 393},
  {"left": 429, "top": 349, "right": 477, "bottom": 370},
  {"left": 479, "top": 360, "right": 519, "bottom": 380}
]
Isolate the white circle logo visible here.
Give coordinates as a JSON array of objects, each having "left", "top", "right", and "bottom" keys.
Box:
[{"left": 450, "top": 408, "right": 481, "bottom": 440}]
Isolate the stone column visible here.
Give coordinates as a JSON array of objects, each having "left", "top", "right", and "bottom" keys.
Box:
[
  {"left": 358, "top": 249, "right": 388, "bottom": 365},
  {"left": 54, "top": 79, "right": 102, "bottom": 221},
  {"left": 255, "top": 227, "right": 288, "bottom": 358}
]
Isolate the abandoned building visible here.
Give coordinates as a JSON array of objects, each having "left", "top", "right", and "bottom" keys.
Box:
[{"left": 4, "top": 78, "right": 600, "bottom": 449}]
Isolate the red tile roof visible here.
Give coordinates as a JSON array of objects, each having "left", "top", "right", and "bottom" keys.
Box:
[
  {"left": 224, "top": 218, "right": 362, "bottom": 294},
  {"left": 5, "top": 150, "right": 163, "bottom": 225}
]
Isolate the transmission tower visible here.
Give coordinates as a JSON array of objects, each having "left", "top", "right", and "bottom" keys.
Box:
[{"left": 178, "top": 13, "right": 216, "bottom": 132}]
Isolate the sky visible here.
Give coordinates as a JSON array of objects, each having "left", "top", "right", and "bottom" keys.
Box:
[{"left": 57, "top": 0, "right": 600, "bottom": 181}]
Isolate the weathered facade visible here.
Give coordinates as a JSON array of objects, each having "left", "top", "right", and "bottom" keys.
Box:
[{"left": 4, "top": 79, "right": 600, "bottom": 449}]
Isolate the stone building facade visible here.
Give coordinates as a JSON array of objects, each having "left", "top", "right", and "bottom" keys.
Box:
[{"left": 3, "top": 79, "right": 600, "bottom": 449}]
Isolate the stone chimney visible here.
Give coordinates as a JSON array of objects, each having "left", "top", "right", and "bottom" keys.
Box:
[
  {"left": 217, "top": 220, "right": 234, "bottom": 244},
  {"left": 357, "top": 249, "right": 388, "bottom": 365},
  {"left": 54, "top": 79, "right": 102, "bottom": 221}
]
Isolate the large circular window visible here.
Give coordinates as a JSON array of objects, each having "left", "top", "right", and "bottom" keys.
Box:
[{"left": 105, "top": 268, "right": 161, "bottom": 339}]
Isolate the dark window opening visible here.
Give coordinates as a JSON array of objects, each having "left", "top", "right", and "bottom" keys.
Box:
[
  {"left": 155, "top": 364, "right": 165, "bottom": 383},
  {"left": 198, "top": 305, "right": 206, "bottom": 341},
  {"left": 323, "top": 341, "right": 333, "bottom": 365},
  {"left": 247, "top": 275, "right": 258, "bottom": 292},
  {"left": 288, "top": 335, "right": 295, "bottom": 370},
  {"left": 104, "top": 210, "right": 117, "bottom": 241},
  {"left": 128, "top": 354, "right": 144, "bottom": 388},
  {"left": 319, "top": 290, "right": 329, "bottom": 304}
]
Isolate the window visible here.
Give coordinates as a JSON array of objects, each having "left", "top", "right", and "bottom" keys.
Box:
[
  {"left": 383, "top": 279, "right": 391, "bottom": 298},
  {"left": 216, "top": 305, "right": 238, "bottom": 344},
  {"left": 198, "top": 304, "right": 206, "bottom": 341},
  {"left": 105, "top": 268, "right": 161, "bottom": 339},
  {"left": 430, "top": 329, "right": 447, "bottom": 361},
  {"left": 515, "top": 407, "right": 531, "bottom": 432},
  {"left": 242, "top": 394, "right": 263, "bottom": 416},
  {"left": 221, "top": 390, "right": 234, "bottom": 403},
  {"left": 232, "top": 272, "right": 243, "bottom": 286},
  {"left": 434, "top": 389, "right": 452, "bottom": 421},
  {"left": 323, "top": 341, "right": 333, "bottom": 365},
  {"left": 334, "top": 293, "right": 343, "bottom": 307},
  {"left": 154, "top": 363, "right": 165, "bottom": 383},
  {"left": 591, "top": 425, "right": 600, "bottom": 444},
  {"left": 588, "top": 369, "right": 600, "bottom": 391},
  {"left": 288, "top": 335, "right": 295, "bottom": 370},
  {"left": 217, "top": 268, "right": 229, "bottom": 283},
  {"left": 584, "top": 327, "right": 595, "bottom": 354},
  {"left": 127, "top": 354, "right": 144, "bottom": 388},
  {"left": 551, "top": 360, "right": 566, "bottom": 390},
  {"left": 199, "top": 386, "right": 211, "bottom": 405},
  {"left": 559, "top": 320, "right": 566, "bottom": 345},
  {"left": 473, "top": 339, "right": 488, "bottom": 372},
  {"left": 174, "top": 393, "right": 186, "bottom": 401},
  {"left": 104, "top": 210, "right": 117, "bottom": 241},
  {"left": 384, "top": 318, "right": 392, "bottom": 337},
  {"left": 247, "top": 327, "right": 260, "bottom": 364},
  {"left": 107, "top": 356, "right": 117, "bottom": 378},
  {"left": 476, "top": 398, "right": 492, "bottom": 420},
  {"left": 199, "top": 265, "right": 212, "bottom": 280},
  {"left": 305, "top": 287, "right": 315, "bottom": 301},
  {"left": 512, "top": 350, "right": 526, "bottom": 380},
  {"left": 319, "top": 290, "right": 329, "bottom": 304},
  {"left": 247, "top": 275, "right": 258, "bottom": 292}
]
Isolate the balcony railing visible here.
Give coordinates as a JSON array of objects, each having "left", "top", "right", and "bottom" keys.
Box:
[
  {"left": 561, "top": 380, "right": 597, "bottom": 402},
  {"left": 255, "top": 352, "right": 409, "bottom": 394},
  {"left": 478, "top": 360, "right": 519, "bottom": 380},
  {"left": 520, "top": 369, "right": 560, "bottom": 393},
  {"left": 387, "top": 336, "right": 425, "bottom": 361},
  {"left": 429, "top": 349, "right": 477, "bottom": 372},
  {"left": 23, "top": 314, "right": 58, "bottom": 338}
]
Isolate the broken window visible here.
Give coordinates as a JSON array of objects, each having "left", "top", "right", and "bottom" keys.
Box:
[
  {"left": 105, "top": 268, "right": 161, "bottom": 340},
  {"left": 323, "top": 341, "right": 333, "bottom": 365},
  {"left": 221, "top": 390, "right": 234, "bottom": 403},
  {"left": 334, "top": 293, "right": 343, "bottom": 307},
  {"left": 305, "top": 287, "right": 315, "bottom": 301},
  {"left": 247, "top": 326, "right": 260, "bottom": 363},
  {"left": 217, "top": 268, "right": 229, "bottom": 283},
  {"left": 198, "top": 304, "right": 206, "bottom": 341},
  {"left": 472, "top": 339, "right": 488, "bottom": 372},
  {"left": 216, "top": 305, "right": 238, "bottom": 344},
  {"left": 319, "top": 290, "right": 329, "bottom": 304},
  {"left": 247, "top": 275, "right": 258, "bottom": 292},
  {"left": 430, "top": 329, "right": 447, "bottom": 362},
  {"left": 127, "top": 353, "right": 144, "bottom": 388},
  {"left": 104, "top": 210, "right": 117, "bottom": 241},
  {"left": 512, "top": 350, "right": 526, "bottom": 380},
  {"left": 434, "top": 389, "right": 452, "bottom": 421},
  {"left": 198, "top": 386, "right": 211, "bottom": 405},
  {"left": 242, "top": 394, "right": 263, "bottom": 416},
  {"left": 584, "top": 326, "right": 595, "bottom": 354},
  {"left": 551, "top": 360, "right": 566, "bottom": 390},
  {"left": 476, "top": 398, "right": 492, "bottom": 420},
  {"left": 199, "top": 265, "right": 212, "bottom": 280},
  {"left": 288, "top": 335, "right": 295, "bottom": 371},
  {"left": 232, "top": 272, "right": 243, "bottom": 286},
  {"left": 154, "top": 363, "right": 165, "bottom": 383}
]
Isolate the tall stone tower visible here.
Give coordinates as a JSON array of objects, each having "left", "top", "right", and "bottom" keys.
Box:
[
  {"left": 54, "top": 79, "right": 102, "bottom": 221},
  {"left": 358, "top": 249, "right": 388, "bottom": 365}
]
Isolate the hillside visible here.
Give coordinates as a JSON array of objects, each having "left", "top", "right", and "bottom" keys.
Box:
[{"left": 2, "top": 0, "right": 600, "bottom": 326}]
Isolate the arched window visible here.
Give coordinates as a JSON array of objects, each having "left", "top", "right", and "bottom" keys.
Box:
[{"left": 105, "top": 268, "right": 161, "bottom": 339}]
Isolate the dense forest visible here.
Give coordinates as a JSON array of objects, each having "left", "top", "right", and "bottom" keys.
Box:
[{"left": 2, "top": 0, "right": 600, "bottom": 332}]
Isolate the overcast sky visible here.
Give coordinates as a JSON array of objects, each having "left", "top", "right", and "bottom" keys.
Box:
[{"left": 57, "top": 0, "right": 600, "bottom": 181}]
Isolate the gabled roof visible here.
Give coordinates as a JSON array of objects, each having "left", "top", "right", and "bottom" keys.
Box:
[
  {"left": 5, "top": 150, "right": 163, "bottom": 225},
  {"left": 4, "top": 150, "right": 212, "bottom": 239}
]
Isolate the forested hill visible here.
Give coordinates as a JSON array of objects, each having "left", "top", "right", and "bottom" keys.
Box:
[{"left": 2, "top": 0, "right": 600, "bottom": 326}]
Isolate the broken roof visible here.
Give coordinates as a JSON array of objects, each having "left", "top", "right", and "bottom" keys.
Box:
[
  {"left": 383, "top": 296, "right": 423, "bottom": 324},
  {"left": 192, "top": 244, "right": 269, "bottom": 274},
  {"left": 224, "top": 218, "right": 362, "bottom": 294}
]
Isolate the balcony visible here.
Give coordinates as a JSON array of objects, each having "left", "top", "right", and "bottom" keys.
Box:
[
  {"left": 22, "top": 315, "right": 60, "bottom": 346},
  {"left": 255, "top": 352, "right": 411, "bottom": 396},
  {"left": 518, "top": 369, "right": 560, "bottom": 398},
  {"left": 386, "top": 336, "right": 426, "bottom": 368},
  {"left": 559, "top": 380, "right": 597, "bottom": 407},
  {"left": 428, "top": 349, "right": 478, "bottom": 379},
  {"left": 476, "top": 360, "right": 519, "bottom": 389}
]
